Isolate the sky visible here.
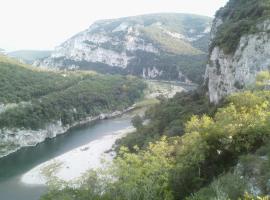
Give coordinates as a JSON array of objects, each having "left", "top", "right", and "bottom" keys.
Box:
[{"left": 0, "top": 0, "right": 228, "bottom": 51}]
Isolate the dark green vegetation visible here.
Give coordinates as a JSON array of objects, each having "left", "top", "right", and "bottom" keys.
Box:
[
  {"left": 188, "top": 142, "right": 270, "bottom": 200},
  {"left": 41, "top": 71, "right": 270, "bottom": 200},
  {"left": 212, "top": 0, "right": 270, "bottom": 54},
  {"left": 0, "top": 55, "right": 145, "bottom": 130},
  {"left": 8, "top": 50, "right": 51, "bottom": 64},
  {"left": 116, "top": 89, "right": 215, "bottom": 152},
  {"left": 0, "top": 56, "right": 79, "bottom": 104},
  {"left": 127, "top": 52, "right": 207, "bottom": 84}
]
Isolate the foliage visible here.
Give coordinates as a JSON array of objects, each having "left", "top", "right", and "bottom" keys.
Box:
[
  {"left": 131, "top": 115, "right": 143, "bottom": 130},
  {"left": 256, "top": 71, "right": 270, "bottom": 90},
  {"left": 0, "top": 55, "right": 78, "bottom": 104},
  {"left": 186, "top": 172, "right": 248, "bottom": 200},
  {"left": 116, "top": 89, "right": 215, "bottom": 152},
  {"left": 175, "top": 90, "right": 270, "bottom": 199},
  {"left": 212, "top": 0, "right": 270, "bottom": 54},
  {"left": 127, "top": 51, "right": 207, "bottom": 84},
  {"left": 189, "top": 140, "right": 270, "bottom": 200},
  {"left": 242, "top": 193, "right": 270, "bottom": 200},
  {"left": 0, "top": 56, "right": 146, "bottom": 130},
  {"left": 41, "top": 137, "right": 177, "bottom": 200},
  {"left": 41, "top": 88, "right": 270, "bottom": 200},
  {"left": 40, "top": 63, "right": 270, "bottom": 200}
]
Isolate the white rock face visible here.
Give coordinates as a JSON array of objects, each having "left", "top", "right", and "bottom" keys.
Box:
[
  {"left": 0, "top": 121, "right": 67, "bottom": 158},
  {"left": 0, "top": 104, "right": 7, "bottom": 114},
  {"left": 205, "top": 19, "right": 270, "bottom": 104},
  {"left": 112, "top": 22, "right": 130, "bottom": 32},
  {"left": 0, "top": 102, "right": 31, "bottom": 114},
  {"left": 0, "top": 106, "right": 135, "bottom": 158},
  {"left": 35, "top": 14, "right": 211, "bottom": 82},
  {"left": 37, "top": 22, "right": 159, "bottom": 69},
  {"left": 142, "top": 67, "right": 163, "bottom": 79}
]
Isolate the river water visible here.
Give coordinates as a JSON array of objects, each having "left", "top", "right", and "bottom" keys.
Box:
[
  {"left": 0, "top": 81, "right": 190, "bottom": 200},
  {"left": 0, "top": 113, "right": 133, "bottom": 200}
]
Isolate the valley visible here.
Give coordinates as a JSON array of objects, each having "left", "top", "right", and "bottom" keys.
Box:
[
  {"left": 0, "top": 79, "right": 186, "bottom": 200},
  {"left": 2, "top": 0, "right": 270, "bottom": 199}
]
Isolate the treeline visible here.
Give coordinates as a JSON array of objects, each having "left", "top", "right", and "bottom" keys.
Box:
[
  {"left": 0, "top": 56, "right": 146, "bottom": 130},
  {"left": 0, "top": 55, "right": 80, "bottom": 103},
  {"left": 116, "top": 89, "right": 216, "bottom": 152}
]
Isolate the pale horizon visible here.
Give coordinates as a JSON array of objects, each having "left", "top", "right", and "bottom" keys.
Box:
[{"left": 0, "top": 0, "right": 228, "bottom": 51}]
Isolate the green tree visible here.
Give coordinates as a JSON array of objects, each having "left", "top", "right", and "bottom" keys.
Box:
[{"left": 131, "top": 115, "right": 143, "bottom": 130}]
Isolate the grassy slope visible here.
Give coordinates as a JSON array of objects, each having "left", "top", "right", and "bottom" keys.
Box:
[{"left": 141, "top": 26, "right": 203, "bottom": 55}]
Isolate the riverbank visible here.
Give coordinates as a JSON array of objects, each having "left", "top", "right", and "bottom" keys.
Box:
[
  {"left": 0, "top": 110, "right": 135, "bottom": 200},
  {"left": 19, "top": 80, "right": 188, "bottom": 185},
  {"left": 0, "top": 80, "right": 189, "bottom": 159},
  {"left": 22, "top": 126, "right": 135, "bottom": 185},
  {"left": 0, "top": 106, "right": 135, "bottom": 159}
]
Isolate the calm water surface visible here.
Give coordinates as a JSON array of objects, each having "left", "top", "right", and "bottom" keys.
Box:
[{"left": 0, "top": 113, "right": 133, "bottom": 200}]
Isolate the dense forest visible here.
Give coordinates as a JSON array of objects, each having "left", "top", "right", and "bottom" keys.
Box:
[
  {"left": 0, "top": 55, "right": 146, "bottom": 130},
  {"left": 41, "top": 71, "right": 270, "bottom": 200}
]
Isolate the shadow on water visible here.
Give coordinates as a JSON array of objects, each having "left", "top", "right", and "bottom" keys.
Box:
[
  {"left": 0, "top": 114, "right": 132, "bottom": 200},
  {"left": 0, "top": 121, "right": 99, "bottom": 181}
]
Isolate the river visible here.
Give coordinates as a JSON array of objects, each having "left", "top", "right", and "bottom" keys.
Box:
[
  {"left": 0, "top": 113, "right": 133, "bottom": 200},
  {"left": 0, "top": 81, "right": 189, "bottom": 200}
]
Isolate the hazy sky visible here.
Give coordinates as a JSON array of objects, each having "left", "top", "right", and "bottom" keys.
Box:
[{"left": 0, "top": 0, "right": 228, "bottom": 51}]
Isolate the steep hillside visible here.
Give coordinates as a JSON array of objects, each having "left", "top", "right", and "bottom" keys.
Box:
[
  {"left": 8, "top": 50, "right": 51, "bottom": 64},
  {"left": 0, "top": 55, "right": 145, "bottom": 158},
  {"left": 35, "top": 13, "right": 212, "bottom": 83},
  {"left": 42, "top": 75, "right": 270, "bottom": 200},
  {"left": 205, "top": 0, "right": 270, "bottom": 103}
]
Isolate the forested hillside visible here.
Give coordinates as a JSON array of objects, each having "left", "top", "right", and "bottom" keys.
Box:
[
  {"left": 0, "top": 55, "right": 145, "bottom": 129},
  {"left": 0, "top": 55, "right": 145, "bottom": 157}
]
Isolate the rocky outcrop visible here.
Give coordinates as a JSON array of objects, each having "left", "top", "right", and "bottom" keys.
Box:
[
  {"left": 35, "top": 13, "right": 211, "bottom": 83},
  {"left": 0, "top": 106, "right": 135, "bottom": 158},
  {"left": 142, "top": 67, "right": 163, "bottom": 79},
  {"left": 34, "top": 22, "right": 159, "bottom": 69},
  {"left": 205, "top": 19, "right": 270, "bottom": 104}
]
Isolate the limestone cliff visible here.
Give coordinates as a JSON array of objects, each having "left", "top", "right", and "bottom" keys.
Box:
[
  {"left": 205, "top": 0, "right": 270, "bottom": 103},
  {"left": 36, "top": 13, "right": 211, "bottom": 83}
]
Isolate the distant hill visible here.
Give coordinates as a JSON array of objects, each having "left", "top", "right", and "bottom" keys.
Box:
[
  {"left": 8, "top": 50, "right": 51, "bottom": 64},
  {"left": 36, "top": 13, "right": 212, "bottom": 83}
]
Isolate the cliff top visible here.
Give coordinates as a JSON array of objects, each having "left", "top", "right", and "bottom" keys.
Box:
[{"left": 211, "top": 0, "right": 270, "bottom": 54}]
